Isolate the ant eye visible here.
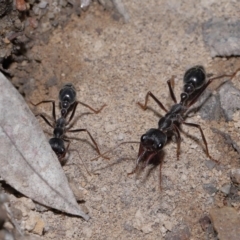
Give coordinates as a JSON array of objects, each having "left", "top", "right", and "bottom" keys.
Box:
[
  {"left": 141, "top": 135, "right": 147, "bottom": 142},
  {"left": 157, "top": 143, "right": 162, "bottom": 149}
]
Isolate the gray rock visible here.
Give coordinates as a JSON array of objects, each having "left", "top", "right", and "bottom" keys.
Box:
[
  {"left": 38, "top": 1, "right": 48, "bottom": 9},
  {"left": 98, "top": 0, "right": 113, "bottom": 10},
  {"left": 47, "top": 12, "right": 55, "bottom": 20},
  {"left": 219, "top": 183, "right": 231, "bottom": 195},
  {"left": 165, "top": 224, "right": 191, "bottom": 240},
  {"left": 219, "top": 82, "right": 240, "bottom": 121},
  {"left": 203, "top": 183, "right": 217, "bottom": 195},
  {"left": 0, "top": 229, "right": 14, "bottom": 240},
  {"left": 34, "top": 203, "right": 48, "bottom": 213},
  {"left": 59, "top": 0, "right": 68, "bottom": 7},
  {"left": 199, "top": 215, "right": 211, "bottom": 231},
  {"left": 0, "top": 193, "right": 8, "bottom": 204},
  {"left": 199, "top": 91, "right": 222, "bottom": 121},
  {"left": 81, "top": 0, "right": 91, "bottom": 11},
  {"left": 32, "top": 5, "right": 40, "bottom": 15},
  {"left": 203, "top": 18, "right": 240, "bottom": 57},
  {"left": 230, "top": 169, "right": 240, "bottom": 184},
  {"left": 210, "top": 207, "right": 240, "bottom": 240},
  {"left": 205, "top": 160, "right": 217, "bottom": 170}
]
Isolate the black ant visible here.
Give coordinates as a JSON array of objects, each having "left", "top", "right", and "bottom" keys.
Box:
[
  {"left": 130, "top": 65, "right": 240, "bottom": 175},
  {"left": 31, "top": 83, "right": 106, "bottom": 165}
]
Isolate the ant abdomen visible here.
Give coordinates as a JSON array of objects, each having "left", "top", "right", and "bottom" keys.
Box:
[{"left": 183, "top": 65, "right": 206, "bottom": 95}]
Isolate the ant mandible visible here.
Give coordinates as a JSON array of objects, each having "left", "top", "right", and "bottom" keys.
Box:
[
  {"left": 31, "top": 83, "right": 107, "bottom": 165},
  {"left": 130, "top": 65, "right": 239, "bottom": 175}
]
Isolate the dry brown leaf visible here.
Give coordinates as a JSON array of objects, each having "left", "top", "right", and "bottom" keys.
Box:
[{"left": 0, "top": 72, "right": 89, "bottom": 220}]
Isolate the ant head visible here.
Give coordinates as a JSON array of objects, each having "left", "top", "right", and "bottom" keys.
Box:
[
  {"left": 183, "top": 65, "right": 206, "bottom": 94},
  {"left": 141, "top": 128, "right": 167, "bottom": 152},
  {"left": 49, "top": 138, "right": 65, "bottom": 155}
]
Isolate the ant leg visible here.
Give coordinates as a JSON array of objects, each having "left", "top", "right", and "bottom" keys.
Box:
[
  {"left": 128, "top": 164, "right": 139, "bottom": 176},
  {"left": 76, "top": 101, "right": 107, "bottom": 114},
  {"left": 158, "top": 156, "right": 163, "bottom": 191},
  {"left": 58, "top": 141, "right": 70, "bottom": 166},
  {"left": 172, "top": 125, "right": 181, "bottom": 160},
  {"left": 128, "top": 147, "right": 157, "bottom": 175},
  {"left": 35, "top": 114, "right": 54, "bottom": 128},
  {"left": 128, "top": 144, "right": 145, "bottom": 175},
  {"left": 68, "top": 128, "right": 109, "bottom": 159},
  {"left": 182, "top": 121, "right": 218, "bottom": 163},
  {"left": 89, "top": 141, "right": 140, "bottom": 161},
  {"left": 67, "top": 102, "right": 78, "bottom": 125},
  {"left": 137, "top": 91, "right": 168, "bottom": 113},
  {"left": 142, "top": 152, "right": 159, "bottom": 168},
  {"left": 167, "top": 76, "right": 177, "bottom": 103},
  {"left": 64, "top": 138, "right": 91, "bottom": 175},
  {"left": 67, "top": 101, "right": 106, "bottom": 125},
  {"left": 187, "top": 68, "right": 240, "bottom": 108},
  {"left": 31, "top": 100, "right": 56, "bottom": 121}
]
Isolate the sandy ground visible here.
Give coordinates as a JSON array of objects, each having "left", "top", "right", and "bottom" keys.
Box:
[{"left": 4, "top": 0, "right": 240, "bottom": 239}]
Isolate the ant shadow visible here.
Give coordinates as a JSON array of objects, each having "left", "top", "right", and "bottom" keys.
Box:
[
  {"left": 65, "top": 136, "right": 100, "bottom": 155},
  {"left": 63, "top": 148, "right": 93, "bottom": 182},
  {"left": 178, "top": 127, "right": 206, "bottom": 156},
  {"left": 142, "top": 106, "right": 164, "bottom": 119},
  {"left": 65, "top": 111, "right": 96, "bottom": 128},
  {"left": 91, "top": 152, "right": 165, "bottom": 191}
]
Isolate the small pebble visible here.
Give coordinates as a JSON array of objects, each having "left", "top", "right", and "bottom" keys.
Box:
[
  {"left": 230, "top": 169, "right": 240, "bottom": 184},
  {"left": 219, "top": 183, "right": 231, "bottom": 195},
  {"left": 47, "top": 12, "right": 55, "bottom": 20},
  {"left": 219, "top": 82, "right": 240, "bottom": 121},
  {"left": 205, "top": 160, "right": 217, "bottom": 170},
  {"left": 202, "top": 183, "right": 217, "bottom": 195},
  {"left": 199, "top": 215, "right": 211, "bottom": 231},
  {"left": 81, "top": 0, "right": 91, "bottom": 11},
  {"left": 133, "top": 209, "right": 144, "bottom": 230},
  {"left": 25, "top": 212, "right": 38, "bottom": 231},
  {"left": 59, "top": 0, "right": 68, "bottom": 7},
  {"left": 141, "top": 223, "right": 153, "bottom": 234},
  {"left": 32, "top": 217, "right": 45, "bottom": 235},
  {"left": 32, "top": 5, "right": 40, "bottom": 15},
  {"left": 164, "top": 220, "right": 173, "bottom": 231},
  {"left": 38, "top": 1, "right": 48, "bottom": 9},
  {"left": 210, "top": 207, "right": 240, "bottom": 240},
  {"left": 70, "top": 185, "right": 84, "bottom": 202},
  {"left": 165, "top": 224, "right": 191, "bottom": 240},
  {"left": 160, "top": 225, "right": 167, "bottom": 235},
  {"left": 82, "top": 226, "right": 92, "bottom": 238}
]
